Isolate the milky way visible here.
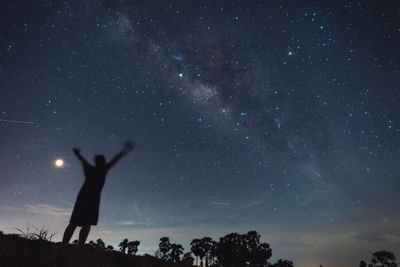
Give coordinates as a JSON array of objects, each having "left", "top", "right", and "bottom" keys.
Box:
[{"left": 1, "top": 1, "right": 399, "bottom": 266}]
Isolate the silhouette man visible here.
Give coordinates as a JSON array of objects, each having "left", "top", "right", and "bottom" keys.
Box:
[{"left": 62, "top": 140, "right": 135, "bottom": 245}]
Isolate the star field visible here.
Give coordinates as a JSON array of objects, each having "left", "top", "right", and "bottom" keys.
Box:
[{"left": 1, "top": 1, "right": 399, "bottom": 266}]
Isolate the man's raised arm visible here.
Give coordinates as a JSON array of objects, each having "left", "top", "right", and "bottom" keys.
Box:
[{"left": 107, "top": 140, "right": 135, "bottom": 169}]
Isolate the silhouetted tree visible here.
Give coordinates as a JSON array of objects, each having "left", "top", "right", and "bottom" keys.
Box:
[
  {"left": 371, "top": 250, "right": 397, "bottom": 267},
  {"left": 215, "top": 231, "right": 271, "bottom": 267},
  {"left": 119, "top": 238, "right": 129, "bottom": 254},
  {"left": 272, "top": 259, "right": 294, "bottom": 267},
  {"left": 216, "top": 233, "right": 248, "bottom": 267},
  {"left": 360, "top": 250, "right": 397, "bottom": 267},
  {"left": 127, "top": 240, "right": 140, "bottom": 255},
  {"left": 182, "top": 252, "right": 195, "bottom": 265},
  {"left": 246, "top": 231, "right": 271, "bottom": 267},
  {"left": 159, "top": 237, "right": 172, "bottom": 260},
  {"left": 191, "top": 238, "right": 205, "bottom": 266},
  {"left": 170, "top": 243, "right": 184, "bottom": 262},
  {"left": 208, "top": 240, "right": 218, "bottom": 266},
  {"left": 199, "top": 237, "right": 213, "bottom": 267}
]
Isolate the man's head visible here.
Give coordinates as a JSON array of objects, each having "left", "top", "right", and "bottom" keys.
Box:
[{"left": 94, "top": 154, "right": 106, "bottom": 166}]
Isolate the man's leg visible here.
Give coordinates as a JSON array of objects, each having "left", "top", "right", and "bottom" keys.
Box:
[
  {"left": 79, "top": 224, "right": 91, "bottom": 245},
  {"left": 62, "top": 223, "right": 77, "bottom": 244}
]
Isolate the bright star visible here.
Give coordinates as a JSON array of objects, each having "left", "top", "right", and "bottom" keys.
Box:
[{"left": 54, "top": 159, "right": 64, "bottom": 168}]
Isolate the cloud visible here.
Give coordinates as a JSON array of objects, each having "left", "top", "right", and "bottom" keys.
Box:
[
  {"left": 120, "top": 221, "right": 137, "bottom": 225},
  {"left": 24, "top": 204, "right": 71, "bottom": 217},
  {"left": 352, "top": 232, "right": 386, "bottom": 243},
  {"left": 352, "top": 232, "right": 400, "bottom": 245},
  {"left": 383, "top": 233, "right": 400, "bottom": 244},
  {"left": 0, "top": 205, "right": 23, "bottom": 211},
  {"left": 113, "top": 220, "right": 152, "bottom": 227},
  {"left": 298, "top": 231, "right": 360, "bottom": 248}
]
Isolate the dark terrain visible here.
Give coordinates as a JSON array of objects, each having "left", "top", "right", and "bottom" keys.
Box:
[{"left": 0, "top": 233, "right": 191, "bottom": 267}]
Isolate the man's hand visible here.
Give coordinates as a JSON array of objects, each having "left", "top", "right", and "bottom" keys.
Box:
[
  {"left": 73, "top": 147, "right": 81, "bottom": 154},
  {"left": 123, "top": 140, "right": 135, "bottom": 154}
]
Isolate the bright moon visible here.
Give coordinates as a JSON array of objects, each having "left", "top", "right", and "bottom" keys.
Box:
[{"left": 54, "top": 159, "right": 64, "bottom": 167}]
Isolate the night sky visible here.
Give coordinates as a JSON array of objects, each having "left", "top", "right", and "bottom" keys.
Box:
[{"left": 1, "top": 1, "right": 399, "bottom": 266}]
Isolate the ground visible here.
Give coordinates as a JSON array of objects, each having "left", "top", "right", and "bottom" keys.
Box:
[{"left": 0, "top": 233, "right": 191, "bottom": 267}]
